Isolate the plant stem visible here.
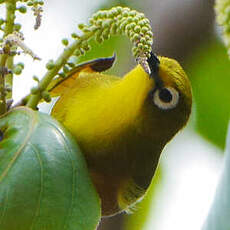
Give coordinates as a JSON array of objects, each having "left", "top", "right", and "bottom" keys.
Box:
[
  {"left": 0, "top": 1, "right": 16, "bottom": 113},
  {"left": 4, "top": 1, "right": 17, "bottom": 99},
  {"left": 26, "top": 32, "right": 93, "bottom": 109},
  {"left": 0, "top": 54, "right": 8, "bottom": 114}
]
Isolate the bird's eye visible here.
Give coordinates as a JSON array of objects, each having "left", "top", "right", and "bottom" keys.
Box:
[{"left": 153, "top": 87, "right": 179, "bottom": 110}]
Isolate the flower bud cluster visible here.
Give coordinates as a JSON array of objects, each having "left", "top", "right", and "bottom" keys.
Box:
[
  {"left": 77, "top": 6, "right": 153, "bottom": 59},
  {"left": 216, "top": 0, "right": 230, "bottom": 57}
]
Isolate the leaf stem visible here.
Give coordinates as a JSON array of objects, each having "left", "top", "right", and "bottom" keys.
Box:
[
  {"left": 0, "top": 1, "right": 16, "bottom": 113},
  {"left": 26, "top": 32, "right": 93, "bottom": 109},
  {"left": 5, "top": 1, "right": 17, "bottom": 99},
  {"left": 0, "top": 54, "right": 7, "bottom": 114}
]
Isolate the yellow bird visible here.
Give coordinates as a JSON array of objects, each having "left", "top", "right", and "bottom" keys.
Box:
[{"left": 50, "top": 53, "right": 192, "bottom": 216}]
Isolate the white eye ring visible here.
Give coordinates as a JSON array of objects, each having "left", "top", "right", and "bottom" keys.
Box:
[{"left": 153, "top": 87, "right": 179, "bottom": 110}]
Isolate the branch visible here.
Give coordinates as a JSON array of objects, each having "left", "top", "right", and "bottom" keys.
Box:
[{"left": 26, "top": 6, "right": 154, "bottom": 110}]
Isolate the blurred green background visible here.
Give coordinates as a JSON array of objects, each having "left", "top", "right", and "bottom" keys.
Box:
[{"left": 6, "top": 0, "right": 230, "bottom": 229}]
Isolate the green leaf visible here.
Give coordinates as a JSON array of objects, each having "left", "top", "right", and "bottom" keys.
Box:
[
  {"left": 188, "top": 40, "right": 230, "bottom": 149},
  {"left": 202, "top": 123, "right": 230, "bottom": 230},
  {"left": 0, "top": 107, "right": 101, "bottom": 230}
]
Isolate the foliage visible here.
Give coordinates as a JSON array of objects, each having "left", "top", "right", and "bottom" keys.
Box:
[
  {"left": 187, "top": 40, "right": 230, "bottom": 149},
  {"left": 0, "top": 107, "right": 100, "bottom": 230},
  {"left": 0, "top": 2, "right": 156, "bottom": 229}
]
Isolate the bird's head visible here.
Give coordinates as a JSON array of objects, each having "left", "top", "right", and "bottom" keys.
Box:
[{"left": 122, "top": 52, "right": 192, "bottom": 145}]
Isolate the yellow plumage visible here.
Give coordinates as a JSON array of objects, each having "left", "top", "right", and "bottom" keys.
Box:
[{"left": 50, "top": 55, "right": 192, "bottom": 216}]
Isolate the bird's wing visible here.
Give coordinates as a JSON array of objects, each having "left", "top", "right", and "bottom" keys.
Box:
[{"left": 48, "top": 54, "right": 116, "bottom": 97}]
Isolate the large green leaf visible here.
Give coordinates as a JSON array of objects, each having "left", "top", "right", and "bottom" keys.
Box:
[
  {"left": 0, "top": 107, "right": 100, "bottom": 230},
  {"left": 202, "top": 123, "right": 230, "bottom": 230},
  {"left": 187, "top": 40, "right": 230, "bottom": 149}
]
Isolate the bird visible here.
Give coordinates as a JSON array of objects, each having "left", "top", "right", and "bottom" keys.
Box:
[{"left": 50, "top": 52, "right": 192, "bottom": 216}]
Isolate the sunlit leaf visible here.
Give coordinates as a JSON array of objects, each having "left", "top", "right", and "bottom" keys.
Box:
[
  {"left": 0, "top": 107, "right": 100, "bottom": 230},
  {"left": 187, "top": 40, "right": 230, "bottom": 149}
]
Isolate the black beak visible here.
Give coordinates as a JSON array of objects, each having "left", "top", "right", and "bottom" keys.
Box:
[{"left": 147, "top": 52, "right": 163, "bottom": 89}]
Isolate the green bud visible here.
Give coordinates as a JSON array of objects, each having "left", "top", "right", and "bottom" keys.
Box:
[
  {"left": 126, "top": 17, "right": 133, "bottom": 23},
  {"left": 129, "top": 10, "right": 137, "bottom": 17},
  {"left": 141, "top": 26, "right": 149, "bottom": 34},
  {"left": 82, "top": 27, "right": 91, "bottom": 33},
  {"left": 73, "top": 49, "right": 81, "bottom": 56},
  {"left": 102, "top": 20, "right": 111, "bottom": 28},
  {"left": 95, "top": 36, "right": 103, "bottom": 44},
  {"left": 61, "top": 38, "right": 69, "bottom": 46},
  {"left": 134, "top": 25, "right": 141, "bottom": 33},
  {"left": 89, "top": 17, "right": 94, "bottom": 24},
  {"left": 122, "top": 10, "right": 129, "bottom": 17},
  {"left": 46, "top": 60, "right": 55, "bottom": 70},
  {"left": 17, "top": 62, "right": 25, "bottom": 69},
  {"left": 146, "top": 52, "right": 151, "bottom": 58},
  {"left": 13, "top": 66, "right": 22, "bottom": 75},
  {"left": 67, "top": 62, "right": 75, "bottom": 68},
  {"left": 143, "top": 45, "right": 150, "bottom": 51},
  {"left": 120, "top": 21, "right": 127, "bottom": 32},
  {"left": 132, "top": 33, "right": 140, "bottom": 41},
  {"left": 145, "top": 40, "right": 153, "bottom": 46},
  {"left": 33, "top": 75, "right": 40, "bottom": 82},
  {"left": 0, "top": 18, "right": 5, "bottom": 25},
  {"left": 137, "top": 43, "right": 144, "bottom": 50},
  {"left": 125, "top": 24, "right": 133, "bottom": 32},
  {"left": 78, "top": 23, "right": 86, "bottom": 30},
  {"left": 146, "top": 30, "right": 153, "bottom": 38},
  {"left": 42, "top": 91, "right": 51, "bottom": 102},
  {"left": 27, "top": 1, "right": 33, "bottom": 6},
  {"left": 92, "top": 13, "right": 99, "bottom": 20},
  {"left": 129, "top": 22, "right": 136, "bottom": 29},
  {"left": 31, "top": 86, "right": 40, "bottom": 94},
  {"left": 98, "top": 11, "right": 107, "bottom": 19},
  {"left": 138, "top": 13, "right": 145, "bottom": 19},
  {"left": 18, "top": 6, "right": 27, "bottom": 13},
  {"left": 110, "top": 8, "right": 119, "bottom": 16},
  {"left": 81, "top": 41, "right": 90, "bottom": 51},
  {"left": 59, "top": 72, "right": 66, "bottom": 78},
  {"left": 111, "top": 23, "right": 117, "bottom": 35},
  {"left": 116, "top": 6, "right": 122, "bottom": 13},
  {"left": 95, "top": 30, "right": 103, "bottom": 43},
  {"left": 38, "top": 0, "right": 44, "bottom": 5},
  {"left": 14, "top": 23, "right": 22, "bottom": 31},
  {"left": 63, "top": 65, "right": 70, "bottom": 74},
  {"left": 71, "top": 33, "right": 79, "bottom": 39},
  {"left": 140, "top": 37, "right": 147, "bottom": 44},
  {"left": 34, "top": 0, "right": 41, "bottom": 5}
]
